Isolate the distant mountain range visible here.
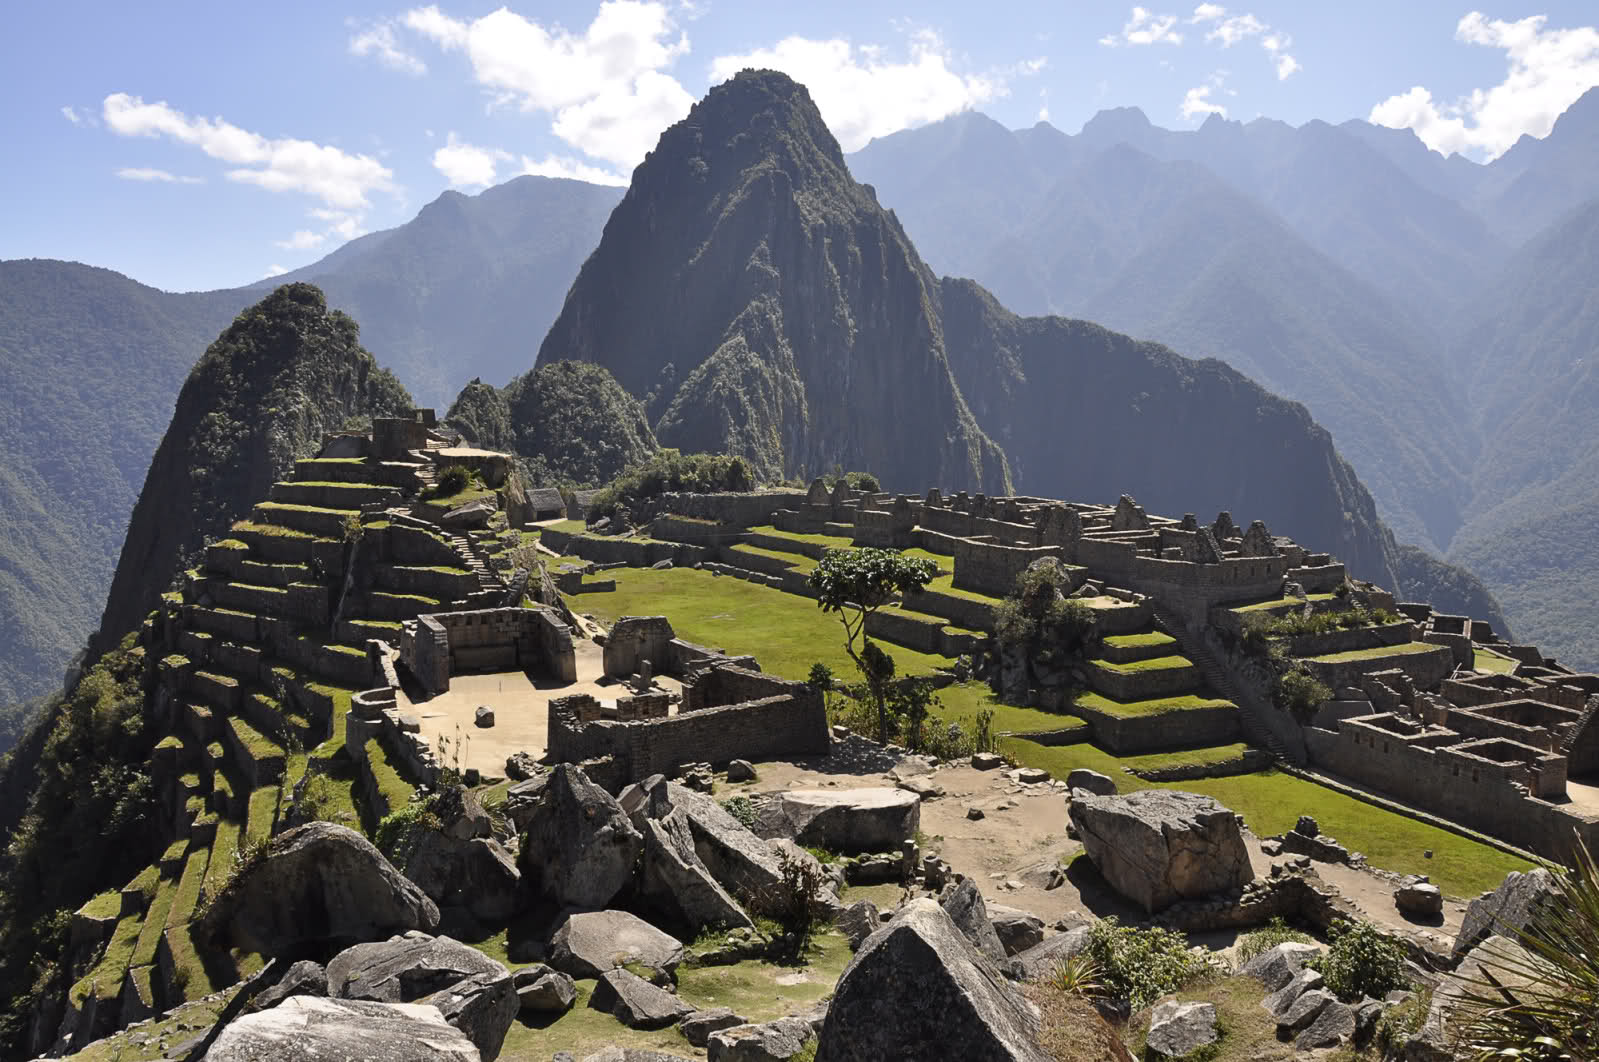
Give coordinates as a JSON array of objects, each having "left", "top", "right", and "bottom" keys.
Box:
[{"left": 8, "top": 81, "right": 1596, "bottom": 712}]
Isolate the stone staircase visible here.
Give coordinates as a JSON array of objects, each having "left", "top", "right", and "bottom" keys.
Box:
[
  {"left": 1150, "top": 600, "right": 1292, "bottom": 763},
  {"left": 1563, "top": 695, "right": 1599, "bottom": 754},
  {"left": 448, "top": 531, "right": 506, "bottom": 598}
]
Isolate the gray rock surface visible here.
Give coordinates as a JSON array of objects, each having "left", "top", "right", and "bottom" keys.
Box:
[
  {"left": 1067, "top": 789, "right": 1253, "bottom": 913},
  {"left": 547, "top": 910, "right": 685, "bottom": 981},
  {"left": 1012, "top": 927, "right": 1091, "bottom": 981},
  {"left": 1239, "top": 941, "right": 1322, "bottom": 993},
  {"left": 518, "top": 764, "right": 643, "bottom": 910},
  {"left": 504, "top": 752, "right": 539, "bottom": 781},
  {"left": 580, "top": 1050, "right": 695, "bottom": 1062},
  {"left": 513, "top": 966, "right": 575, "bottom": 1014},
  {"left": 474, "top": 706, "right": 495, "bottom": 727},
  {"left": 588, "top": 968, "right": 696, "bottom": 1029},
  {"left": 1066, "top": 769, "right": 1117, "bottom": 796},
  {"left": 638, "top": 814, "right": 754, "bottom": 932},
  {"left": 1145, "top": 1000, "right": 1218, "bottom": 1057},
  {"left": 250, "top": 960, "right": 327, "bottom": 1012},
  {"left": 752, "top": 787, "right": 919, "bottom": 854},
  {"left": 1411, "top": 934, "right": 1540, "bottom": 1060},
  {"left": 623, "top": 776, "right": 785, "bottom": 897},
  {"left": 837, "top": 900, "right": 880, "bottom": 950},
  {"left": 938, "top": 879, "right": 1006, "bottom": 963},
  {"left": 1278, "top": 988, "right": 1334, "bottom": 1032},
  {"left": 1261, "top": 968, "right": 1324, "bottom": 1021},
  {"left": 1295, "top": 998, "right": 1356, "bottom": 1049},
  {"left": 1395, "top": 881, "right": 1444, "bottom": 918},
  {"left": 207, "top": 996, "right": 479, "bottom": 1061},
  {"left": 706, "top": 1016, "right": 814, "bottom": 1061},
  {"left": 1455, "top": 868, "right": 1558, "bottom": 954},
  {"left": 197, "top": 822, "right": 439, "bottom": 956},
  {"left": 726, "top": 760, "right": 756, "bottom": 782},
  {"left": 422, "top": 969, "right": 519, "bottom": 1061},
  {"left": 971, "top": 752, "right": 1003, "bottom": 770},
  {"left": 816, "top": 898, "right": 1050, "bottom": 1062},
  {"left": 402, "top": 833, "right": 521, "bottom": 925},
  {"left": 328, "top": 934, "right": 503, "bottom": 1003},
  {"left": 679, "top": 1007, "right": 748, "bottom": 1047},
  {"left": 986, "top": 905, "right": 1045, "bottom": 957}
]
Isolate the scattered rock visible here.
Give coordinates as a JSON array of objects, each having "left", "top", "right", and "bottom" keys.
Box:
[
  {"left": 206, "top": 997, "right": 479, "bottom": 1061},
  {"left": 588, "top": 968, "right": 695, "bottom": 1030},
  {"left": 1065, "top": 769, "right": 1116, "bottom": 796},
  {"left": 1455, "top": 868, "right": 1558, "bottom": 955},
  {"left": 1278, "top": 988, "right": 1335, "bottom": 1032},
  {"left": 751, "top": 787, "right": 919, "bottom": 854},
  {"left": 442, "top": 497, "right": 497, "bottom": 529},
  {"left": 196, "top": 822, "right": 439, "bottom": 956},
  {"left": 547, "top": 910, "right": 684, "bottom": 982},
  {"left": 1295, "top": 998, "right": 1356, "bottom": 1049},
  {"left": 965, "top": 806, "right": 985, "bottom": 821},
  {"left": 726, "top": 760, "right": 756, "bottom": 782},
  {"left": 816, "top": 899, "right": 1049, "bottom": 1061},
  {"left": 518, "top": 764, "right": 643, "bottom": 910},
  {"left": 504, "top": 752, "right": 539, "bottom": 781},
  {"left": 513, "top": 966, "right": 575, "bottom": 1015},
  {"left": 986, "top": 905, "right": 1045, "bottom": 957},
  {"left": 971, "top": 752, "right": 1004, "bottom": 770},
  {"left": 837, "top": 901, "right": 880, "bottom": 950},
  {"left": 423, "top": 969, "right": 519, "bottom": 1061},
  {"left": 1239, "top": 941, "right": 1322, "bottom": 993},
  {"left": 1354, "top": 998, "right": 1383, "bottom": 1045},
  {"left": 938, "top": 878, "right": 1006, "bottom": 963},
  {"left": 250, "top": 960, "right": 327, "bottom": 1012},
  {"left": 580, "top": 1049, "right": 695, "bottom": 1062},
  {"left": 1146, "top": 1000, "right": 1218, "bottom": 1058},
  {"left": 1295, "top": 815, "right": 1319, "bottom": 837},
  {"left": 1067, "top": 789, "right": 1253, "bottom": 913},
  {"left": 327, "top": 934, "right": 504, "bottom": 1003},
  {"left": 637, "top": 813, "right": 753, "bottom": 933},
  {"left": 680, "top": 1007, "right": 748, "bottom": 1048},
  {"left": 896, "top": 775, "right": 944, "bottom": 800},
  {"left": 1009, "top": 767, "right": 1050, "bottom": 785},
  {"left": 707, "top": 1015, "right": 815, "bottom": 1061},
  {"left": 399, "top": 832, "right": 521, "bottom": 926},
  {"left": 1261, "top": 968, "right": 1324, "bottom": 1021},
  {"left": 1396, "top": 881, "right": 1444, "bottom": 918}
]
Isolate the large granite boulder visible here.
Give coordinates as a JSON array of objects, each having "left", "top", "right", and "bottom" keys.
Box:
[
  {"left": 207, "top": 996, "right": 480, "bottom": 1061},
  {"left": 938, "top": 879, "right": 1006, "bottom": 963},
  {"left": 986, "top": 905, "right": 1045, "bottom": 957},
  {"left": 327, "top": 934, "right": 516, "bottom": 1061},
  {"left": 1395, "top": 881, "right": 1444, "bottom": 918},
  {"left": 1012, "top": 927, "right": 1091, "bottom": 981},
  {"left": 638, "top": 814, "right": 753, "bottom": 933},
  {"left": 680, "top": 1008, "right": 748, "bottom": 1047},
  {"left": 1409, "top": 934, "right": 1542, "bottom": 1061},
  {"left": 401, "top": 833, "right": 522, "bottom": 925},
  {"left": 816, "top": 899, "right": 1050, "bottom": 1061},
  {"left": 1239, "top": 941, "right": 1322, "bottom": 993},
  {"left": 1067, "top": 790, "right": 1252, "bottom": 913},
  {"left": 1066, "top": 769, "right": 1117, "bottom": 796},
  {"left": 518, "top": 764, "right": 643, "bottom": 910},
  {"left": 513, "top": 965, "right": 576, "bottom": 1014},
  {"left": 752, "top": 788, "right": 919, "bottom": 854},
  {"left": 250, "top": 960, "right": 328, "bottom": 1012},
  {"left": 197, "top": 822, "right": 439, "bottom": 955},
  {"left": 1145, "top": 1000, "right": 1217, "bottom": 1058},
  {"left": 589, "top": 968, "right": 696, "bottom": 1029},
  {"left": 706, "top": 1015, "right": 815, "bottom": 1061},
  {"left": 623, "top": 777, "right": 786, "bottom": 895},
  {"left": 836, "top": 901, "right": 880, "bottom": 950},
  {"left": 547, "top": 910, "right": 685, "bottom": 981},
  {"left": 1455, "top": 868, "right": 1558, "bottom": 955}
]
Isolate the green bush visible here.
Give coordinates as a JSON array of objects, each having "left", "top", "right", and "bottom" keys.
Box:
[
  {"left": 995, "top": 563, "right": 1097, "bottom": 671},
  {"left": 719, "top": 796, "right": 758, "bottom": 830},
  {"left": 374, "top": 801, "right": 442, "bottom": 865},
  {"left": 1236, "top": 917, "right": 1314, "bottom": 962},
  {"left": 588, "top": 449, "right": 755, "bottom": 526},
  {"left": 1081, "top": 918, "right": 1215, "bottom": 1011},
  {"left": 1309, "top": 919, "right": 1409, "bottom": 1002},
  {"left": 432, "top": 464, "right": 471, "bottom": 498},
  {"left": 1276, "top": 668, "right": 1333, "bottom": 724}
]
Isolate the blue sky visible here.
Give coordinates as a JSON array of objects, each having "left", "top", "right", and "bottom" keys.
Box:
[{"left": 4, "top": 1, "right": 1597, "bottom": 291}]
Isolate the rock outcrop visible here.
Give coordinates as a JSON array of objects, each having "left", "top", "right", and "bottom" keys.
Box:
[
  {"left": 1067, "top": 790, "right": 1253, "bottom": 913},
  {"left": 752, "top": 788, "right": 920, "bottom": 854},
  {"left": 816, "top": 899, "right": 1049, "bottom": 1061},
  {"left": 547, "top": 910, "right": 685, "bottom": 982},
  {"left": 207, "top": 996, "right": 480, "bottom": 1061},
  {"left": 518, "top": 764, "right": 643, "bottom": 910},
  {"left": 197, "top": 822, "right": 439, "bottom": 956},
  {"left": 1455, "top": 867, "right": 1558, "bottom": 955}
]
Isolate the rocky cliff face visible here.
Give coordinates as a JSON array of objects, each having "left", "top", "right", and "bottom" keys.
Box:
[
  {"left": 93, "top": 284, "right": 411, "bottom": 653},
  {"left": 537, "top": 70, "right": 1009, "bottom": 492}
]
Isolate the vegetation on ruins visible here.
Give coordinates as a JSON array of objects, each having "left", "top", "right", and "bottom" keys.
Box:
[
  {"left": 0, "top": 638, "right": 156, "bottom": 1049},
  {"left": 1235, "top": 917, "right": 1315, "bottom": 962},
  {"left": 1308, "top": 919, "right": 1409, "bottom": 1003},
  {"left": 1237, "top": 613, "right": 1335, "bottom": 724},
  {"left": 1080, "top": 918, "right": 1218, "bottom": 1011},
  {"left": 1248, "top": 606, "right": 1404, "bottom": 639},
  {"left": 1456, "top": 841, "right": 1599, "bottom": 1061},
  {"left": 994, "top": 563, "right": 1097, "bottom": 663},
  {"left": 587, "top": 449, "right": 756, "bottom": 527},
  {"left": 808, "top": 548, "right": 939, "bottom": 742}
]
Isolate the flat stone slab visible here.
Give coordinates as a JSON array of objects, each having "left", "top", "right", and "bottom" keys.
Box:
[
  {"left": 753, "top": 788, "right": 919, "bottom": 854},
  {"left": 548, "top": 910, "right": 684, "bottom": 981}
]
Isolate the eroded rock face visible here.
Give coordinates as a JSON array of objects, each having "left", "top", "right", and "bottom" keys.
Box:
[
  {"left": 197, "top": 822, "right": 439, "bottom": 956},
  {"left": 207, "top": 996, "right": 480, "bottom": 1061},
  {"left": 518, "top": 764, "right": 643, "bottom": 910},
  {"left": 816, "top": 899, "right": 1050, "bottom": 1062},
  {"left": 706, "top": 1015, "right": 815, "bottom": 1061},
  {"left": 752, "top": 788, "right": 919, "bottom": 854},
  {"left": 1455, "top": 868, "right": 1558, "bottom": 955},
  {"left": 422, "top": 969, "right": 520, "bottom": 1061},
  {"left": 250, "top": 960, "right": 328, "bottom": 1012},
  {"left": 986, "top": 905, "right": 1045, "bottom": 957},
  {"left": 1012, "top": 927, "right": 1090, "bottom": 981},
  {"left": 547, "top": 910, "right": 685, "bottom": 981},
  {"left": 1067, "top": 790, "right": 1252, "bottom": 913},
  {"left": 402, "top": 833, "right": 521, "bottom": 926},
  {"left": 1146, "top": 1000, "right": 1218, "bottom": 1058},
  {"left": 1239, "top": 942, "right": 1321, "bottom": 993},
  {"left": 939, "top": 879, "right": 1006, "bottom": 964},
  {"left": 637, "top": 813, "right": 753, "bottom": 933}
]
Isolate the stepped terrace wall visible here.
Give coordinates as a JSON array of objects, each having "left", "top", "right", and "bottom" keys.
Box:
[{"left": 547, "top": 666, "right": 828, "bottom": 786}]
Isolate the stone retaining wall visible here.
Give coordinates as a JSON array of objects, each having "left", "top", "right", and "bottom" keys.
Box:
[{"left": 1070, "top": 702, "right": 1241, "bottom": 754}]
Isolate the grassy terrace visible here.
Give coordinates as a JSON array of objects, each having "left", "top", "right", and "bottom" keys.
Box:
[
  {"left": 931, "top": 683, "right": 1089, "bottom": 738},
  {"left": 1232, "top": 592, "right": 1339, "bottom": 613},
  {"left": 1102, "top": 631, "right": 1176, "bottom": 650},
  {"left": 255, "top": 501, "right": 355, "bottom": 516},
  {"left": 230, "top": 519, "right": 315, "bottom": 540},
  {"left": 72, "top": 908, "right": 143, "bottom": 1003},
  {"left": 921, "top": 572, "right": 1004, "bottom": 603},
  {"left": 362, "top": 738, "right": 418, "bottom": 828},
  {"left": 571, "top": 566, "right": 956, "bottom": 680},
  {"left": 1073, "top": 691, "right": 1235, "bottom": 719},
  {"left": 727, "top": 543, "right": 816, "bottom": 572},
  {"left": 1305, "top": 641, "right": 1441, "bottom": 663},
  {"left": 1089, "top": 654, "right": 1195, "bottom": 674},
  {"left": 245, "top": 786, "right": 280, "bottom": 846},
  {"left": 1474, "top": 646, "right": 1520, "bottom": 674}
]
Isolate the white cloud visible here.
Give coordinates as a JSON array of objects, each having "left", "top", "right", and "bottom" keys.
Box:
[
  {"left": 1204, "top": 13, "right": 1264, "bottom": 46},
  {"left": 432, "top": 132, "right": 511, "bottom": 188},
  {"left": 310, "top": 208, "right": 364, "bottom": 240},
  {"left": 61, "top": 105, "right": 83, "bottom": 125},
  {"left": 520, "top": 154, "right": 630, "bottom": 186},
  {"left": 274, "top": 229, "right": 327, "bottom": 250},
  {"left": 101, "top": 93, "right": 396, "bottom": 210},
  {"left": 1189, "top": 5, "right": 1299, "bottom": 78},
  {"left": 349, "top": 19, "right": 427, "bottom": 75},
  {"left": 1101, "top": 7, "right": 1183, "bottom": 47},
  {"left": 1370, "top": 12, "right": 1599, "bottom": 160},
  {"left": 264, "top": 264, "right": 288, "bottom": 278},
  {"left": 1181, "top": 80, "right": 1228, "bottom": 120},
  {"left": 116, "top": 167, "right": 204, "bottom": 184},
  {"left": 708, "top": 29, "right": 1003, "bottom": 151},
  {"left": 404, "top": 1, "right": 694, "bottom": 169}
]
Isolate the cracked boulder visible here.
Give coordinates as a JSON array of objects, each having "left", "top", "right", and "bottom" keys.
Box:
[
  {"left": 518, "top": 764, "right": 642, "bottom": 910},
  {"left": 1067, "top": 790, "right": 1252, "bottom": 913}
]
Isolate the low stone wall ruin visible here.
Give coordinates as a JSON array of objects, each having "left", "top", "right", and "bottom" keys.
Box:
[{"left": 400, "top": 606, "right": 577, "bottom": 696}]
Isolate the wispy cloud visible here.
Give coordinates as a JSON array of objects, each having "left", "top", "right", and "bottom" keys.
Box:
[
  {"left": 1370, "top": 12, "right": 1599, "bottom": 160},
  {"left": 274, "top": 229, "right": 326, "bottom": 251},
  {"left": 1101, "top": 7, "right": 1183, "bottom": 47},
  {"left": 431, "top": 132, "right": 511, "bottom": 188},
  {"left": 348, "top": 18, "right": 427, "bottom": 75},
  {"left": 116, "top": 167, "right": 204, "bottom": 184},
  {"left": 1102, "top": 5, "right": 1299, "bottom": 78},
  {"left": 264, "top": 264, "right": 288, "bottom": 278},
  {"left": 519, "top": 154, "right": 629, "bottom": 186}
]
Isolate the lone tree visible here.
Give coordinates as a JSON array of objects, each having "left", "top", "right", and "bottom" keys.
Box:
[{"left": 807, "top": 548, "right": 938, "bottom": 742}]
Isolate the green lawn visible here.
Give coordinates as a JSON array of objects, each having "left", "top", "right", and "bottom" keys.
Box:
[
  {"left": 932, "top": 682, "right": 1091, "bottom": 738},
  {"left": 923, "top": 572, "right": 1004, "bottom": 603},
  {"left": 1305, "top": 641, "right": 1441, "bottom": 663},
  {"left": 1073, "top": 691, "right": 1235, "bottom": 719},
  {"left": 748, "top": 524, "right": 853, "bottom": 549},
  {"left": 1232, "top": 592, "right": 1338, "bottom": 613},
  {"left": 728, "top": 543, "right": 816, "bottom": 572},
  {"left": 1004, "top": 735, "right": 1532, "bottom": 896},
  {"left": 571, "top": 567, "right": 956, "bottom": 680},
  {"left": 1089, "top": 654, "right": 1195, "bottom": 674},
  {"left": 1102, "top": 631, "right": 1177, "bottom": 649},
  {"left": 1473, "top": 647, "right": 1519, "bottom": 674}
]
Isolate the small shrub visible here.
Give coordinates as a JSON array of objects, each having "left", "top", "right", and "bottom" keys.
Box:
[
  {"left": 1045, "top": 954, "right": 1105, "bottom": 998},
  {"left": 719, "top": 796, "right": 758, "bottom": 830},
  {"left": 1309, "top": 919, "right": 1408, "bottom": 1002},
  {"left": 1375, "top": 986, "right": 1430, "bottom": 1055},
  {"left": 1276, "top": 668, "right": 1332, "bottom": 724},
  {"left": 973, "top": 707, "right": 997, "bottom": 754},
  {"left": 1082, "top": 918, "right": 1215, "bottom": 1011},
  {"left": 747, "top": 849, "right": 830, "bottom": 962},
  {"left": 433, "top": 465, "right": 471, "bottom": 497},
  {"left": 1236, "top": 917, "right": 1314, "bottom": 962},
  {"left": 806, "top": 662, "right": 834, "bottom": 692},
  {"left": 340, "top": 512, "right": 361, "bottom": 543}
]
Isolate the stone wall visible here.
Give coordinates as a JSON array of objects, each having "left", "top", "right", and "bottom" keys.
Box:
[
  {"left": 901, "top": 587, "right": 999, "bottom": 630},
  {"left": 604, "top": 616, "right": 677, "bottom": 678},
  {"left": 951, "top": 540, "right": 1070, "bottom": 598},
  {"left": 1299, "top": 644, "right": 1455, "bottom": 692},
  {"left": 654, "top": 490, "right": 809, "bottom": 527},
  {"left": 372, "top": 416, "right": 428, "bottom": 459},
  {"left": 1285, "top": 622, "right": 1414, "bottom": 658},
  {"left": 1069, "top": 701, "right": 1241, "bottom": 754},
  {"left": 400, "top": 606, "right": 576, "bottom": 695}
]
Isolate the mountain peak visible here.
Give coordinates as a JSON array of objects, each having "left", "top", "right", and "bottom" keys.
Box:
[{"left": 1080, "top": 105, "right": 1153, "bottom": 139}]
